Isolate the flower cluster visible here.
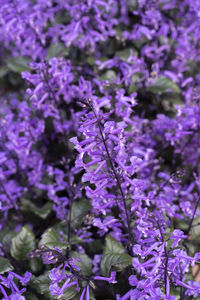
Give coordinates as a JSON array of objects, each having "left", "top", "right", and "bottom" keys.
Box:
[{"left": 0, "top": 271, "right": 31, "bottom": 300}]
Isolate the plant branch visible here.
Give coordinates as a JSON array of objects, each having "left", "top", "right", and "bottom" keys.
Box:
[{"left": 88, "top": 99, "right": 132, "bottom": 247}]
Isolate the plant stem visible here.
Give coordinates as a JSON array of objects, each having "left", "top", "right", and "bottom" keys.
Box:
[
  {"left": 155, "top": 217, "right": 169, "bottom": 295},
  {"left": 89, "top": 100, "right": 132, "bottom": 247},
  {"left": 186, "top": 196, "right": 200, "bottom": 236}
]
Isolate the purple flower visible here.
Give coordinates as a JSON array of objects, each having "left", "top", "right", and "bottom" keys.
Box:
[
  {"left": 0, "top": 271, "right": 31, "bottom": 299},
  {"left": 93, "top": 271, "right": 117, "bottom": 284}
]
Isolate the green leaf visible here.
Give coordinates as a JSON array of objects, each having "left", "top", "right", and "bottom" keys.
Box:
[
  {"left": 128, "top": 74, "right": 140, "bottom": 93},
  {"left": 21, "top": 199, "right": 52, "bottom": 219},
  {"left": 31, "top": 272, "right": 51, "bottom": 296},
  {"left": 60, "top": 286, "right": 79, "bottom": 300},
  {"left": 11, "top": 226, "right": 35, "bottom": 260},
  {"left": 0, "top": 226, "right": 10, "bottom": 242},
  {"left": 39, "top": 228, "right": 68, "bottom": 250},
  {"left": 31, "top": 274, "right": 79, "bottom": 299},
  {"left": 87, "top": 288, "right": 96, "bottom": 300},
  {"left": 98, "top": 70, "right": 117, "bottom": 83},
  {"left": 116, "top": 49, "right": 131, "bottom": 61},
  {"left": 7, "top": 56, "right": 31, "bottom": 73},
  {"left": 34, "top": 202, "right": 53, "bottom": 219},
  {"left": 100, "top": 253, "right": 132, "bottom": 277},
  {"left": 160, "top": 92, "right": 183, "bottom": 106},
  {"left": 128, "top": 0, "right": 138, "bottom": 10},
  {"left": 147, "top": 76, "right": 181, "bottom": 94},
  {"left": 24, "top": 292, "right": 40, "bottom": 300},
  {"left": 86, "top": 56, "right": 95, "bottom": 65},
  {"left": 166, "top": 238, "right": 174, "bottom": 252},
  {"left": 104, "top": 70, "right": 117, "bottom": 81},
  {"left": 71, "top": 200, "right": 91, "bottom": 229},
  {"left": 104, "top": 235, "right": 125, "bottom": 255},
  {"left": 116, "top": 48, "right": 138, "bottom": 61},
  {"left": 2, "top": 231, "right": 16, "bottom": 253},
  {"left": 46, "top": 42, "right": 69, "bottom": 60},
  {"left": 29, "top": 257, "right": 42, "bottom": 273},
  {"left": 100, "top": 235, "right": 132, "bottom": 276},
  {"left": 71, "top": 252, "right": 92, "bottom": 277},
  {"left": 0, "top": 257, "right": 14, "bottom": 274},
  {"left": 0, "top": 66, "right": 9, "bottom": 78}
]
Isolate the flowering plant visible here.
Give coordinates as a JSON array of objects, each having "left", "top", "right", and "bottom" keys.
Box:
[{"left": 0, "top": 0, "right": 200, "bottom": 299}]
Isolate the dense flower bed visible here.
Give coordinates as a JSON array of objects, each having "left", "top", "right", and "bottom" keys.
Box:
[{"left": 0, "top": 0, "right": 200, "bottom": 299}]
